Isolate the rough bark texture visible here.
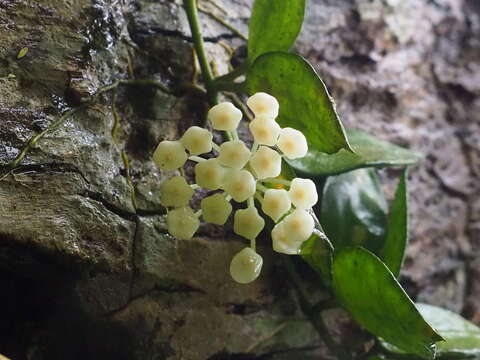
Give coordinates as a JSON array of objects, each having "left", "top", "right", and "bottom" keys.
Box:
[{"left": 0, "top": 0, "right": 478, "bottom": 359}]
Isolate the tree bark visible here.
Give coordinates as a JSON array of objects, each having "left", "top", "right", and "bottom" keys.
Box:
[{"left": 0, "top": 0, "right": 478, "bottom": 359}]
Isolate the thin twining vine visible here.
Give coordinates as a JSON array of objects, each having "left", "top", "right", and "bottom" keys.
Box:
[{"left": 1, "top": 79, "right": 197, "bottom": 173}]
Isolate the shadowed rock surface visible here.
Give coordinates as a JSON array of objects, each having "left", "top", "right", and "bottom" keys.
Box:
[{"left": 0, "top": 0, "right": 478, "bottom": 359}]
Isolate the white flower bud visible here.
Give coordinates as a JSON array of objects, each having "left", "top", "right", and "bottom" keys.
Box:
[
  {"left": 271, "top": 222, "right": 303, "bottom": 255},
  {"left": 249, "top": 146, "right": 282, "bottom": 180},
  {"left": 288, "top": 178, "right": 318, "bottom": 209},
  {"left": 167, "top": 207, "right": 200, "bottom": 240},
  {"left": 153, "top": 140, "right": 188, "bottom": 171},
  {"left": 180, "top": 126, "right": 213, "bottom": 155},
  {"left": 229, "top": 247, "right": 263, "bottom": 284},
  {"left": 218, "top": 140, "right": 251, "bottom": 169},
  {"left": 195, "top": 158, "right": 225, "bottom": 190},
  {"left": 159, "top": 176, "right": 194, "bottom": 207},
  {"left": 249, "top": 116, "right": 281, "bottom": 146},
  {"left": 282, "top": 209, "right": 314, "bottom": 244},
  {"left": 262, "top": 189, "right": 291, "bottom": 222},
  {"left": 201, "top": 193, "right": 232, "bottom": 225},
  {"left": 247, "top": 92, "right": 279, "bottom": 118},
  {"left": 223, "top": 169, "right": 256, "bottom": 202},
  {"left": 277, "top": 128, "right": 308, "bottom": 159},
  {"left": 208, "top": 102, "right": 242, "bottom": 131},
  {"left": 233, "top": 207, "right": 265, "bottom": 241}
]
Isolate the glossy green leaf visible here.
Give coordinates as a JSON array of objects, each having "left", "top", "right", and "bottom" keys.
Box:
[
  {"left": 332, "top": 247, "right": 443, "bottom": 359},
  {"left": 380, "top": 169, "right": 409, "bottom": 277},
  {"left": 300, "top": 229, "right": 334, "bottom": 285},
  {"left": 321, "top": 168, "right": 387, "bottom": 253},
  {"left": 383, "top": 304, "right": 480, "bottom": 359},
  {"left": 288, "top": 129, "right": 421, "bottom": 176},
  {"left": 248, "top": 0, "right": 305, "bottom": 63},
  {"left": 246, "top": 52, "right": 351, "bottom": 154}
]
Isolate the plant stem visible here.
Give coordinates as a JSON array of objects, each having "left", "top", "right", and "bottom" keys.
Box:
[
  {"left": 214, "top": 63, "right": 248, "bottom": 83},
  {"left": 282, "top": 257, "right": 350, "bottom": 360},
  {"left": 261, "top": 178, "right": 291, "bottom": 186},
  {"left": 211, "top": 80, "right": 246, "bottom": 93},
  {"left": 184, "top": 0, "right": 218, "bottom": 105}
]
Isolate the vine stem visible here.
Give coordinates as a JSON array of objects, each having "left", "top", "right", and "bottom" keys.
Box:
[
  {"left": 282, "top": 257, "right": 351, "bottom": 360},
  {"left": 184, "top": 0, "right": 218, "bottom": 105},
  {"left": 4, "top": 79, "right": 171, "bottom": 171}
]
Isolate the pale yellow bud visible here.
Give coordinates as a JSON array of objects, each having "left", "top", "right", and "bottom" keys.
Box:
[
  {"left": 229, "top": 247, "right": 263, "bottom": 284},
  {"left": 153, "top": 140, "right": 188, "bottom": 171},
  {"left": 249, "top": 116, "right": 281, "bottom": 146},
  {"left": 167, "top": 207, "right": 199, "bottom": 240},
  {"left": 271, "top": 222, "right": 302, "bottom": 255},
  {"left": 249, "top": 146, "right": 282, "bottom": 180},
  {"left": 159, "top": 176, "right": 194, "bottom": 207},
  {"left": 247, "top": 92, "right": 279, "bottom": 118},
  {"left": 223, "top": 169, "right": 256, "bottom": 202},
  {"left": 208, "top": 102, "right": 242, "bottom": 131},
  {"left": 277, "top": 128, "right": 308, "bottom": 159},
  {"left": 282, "top": 209, "right": 314, "bottom": 243},
  {"left": 289, "top": 178, "right": 318, "bottom": 209},
  {"left": 195, "top": 158, "right": 225, "bottom": 190},
  {"left": 262, "top": 189, "right": 291, "bottom": 222},
  {"left": 180, "top": 126, "right": 213, "bottom": 155},
  {"left": 233, "top": 207, "right": 265, "bottom": 241},
  {"left": 218, "top": 140, "right": 251, "bottom": 169},
  {"left": 201, "top": 193, "right": 232, "bottom": 225}
]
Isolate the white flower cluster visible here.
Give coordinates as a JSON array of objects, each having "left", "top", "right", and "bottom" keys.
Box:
[{"left": 153, "top": 92, "right": 318, "bottom": 284}]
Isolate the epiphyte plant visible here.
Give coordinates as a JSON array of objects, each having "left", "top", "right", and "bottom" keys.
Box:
[
  {"left": 176, "top": 0, "right": 480, "bottom": 359},
  {"left": 3, "top": 0, "right": 479, "bottom": 358},
  {"left": 153, "top": 92, "right": 319, "bottom": 284}
]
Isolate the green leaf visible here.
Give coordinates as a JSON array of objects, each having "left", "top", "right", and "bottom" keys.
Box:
[
  {"left": 248, "top": 0, "right": 305, "bottom": 63},
  {"left": 321, "top": 168, "right": 387, "bottom": 253},
  {"left": 246, "top": 52, "right": 351, "bottom": 154},
  {"left": 380, "top": 169, "right": 409, "bottom": 277},
  {"left": 300, "top": 229, "right": 334, "bottom": 286},
  {"left": 288, "top": 129, "right": 421, "bottom": 176},
  {"left": 17, "top": 47, "right": 28, "bottom": 59},
  {"left": 383, "top": 304, "right": 480, "bottom": 359},
  {"left": 332, "top": 247, "right": 443, "bottom": 359}
]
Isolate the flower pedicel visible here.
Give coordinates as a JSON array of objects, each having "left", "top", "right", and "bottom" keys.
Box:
[{"left": 153, "top": 92, "right": 318, "bottom": 284}]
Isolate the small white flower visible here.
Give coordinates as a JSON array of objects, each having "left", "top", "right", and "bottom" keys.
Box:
[
  {"left": 262, "top": 189, "right": 291, "bottom": 222},
  {"left": 159, "top": 176, "right": 194, "bottom": 207},
  {"left": 218, "top": 140, "right": 251, "bottom": 169},
  {"left": 282, "top": 209, "right": 314, "bottom": 244},
  {"left": 249, "top": 146, "right": 282, "bottom": 180},
  {"left": 223, "top": 169, "right": 256, "bottom": 202},
  {"left": 271, "top": 222, "right": 303, "bottom": 255},
  {"left": 249, "top": 116, "right": 281, "bottom": 146},
  {"left": 229, "top": 247, "right": 263, "bottom": 284},
  {"left": 277, "top": 128, "right": 308, "bottom": 159},
  {"left": 208, "top": 102, "right": 242, "bottom": 131},
  {"left": 153, "top": 140, "right": 188, "bottom": 171},
  {"left": 289, "top": 178, "right": 318, "bottom": 209},
  {"left": 247, "top": 92, "right": 279, "bottom": 118},
  {"left": 167, "top": 207, "right": 200, "bottom": 240},
  {"left": 180, "top": 126, "right": 213, "bottom": 155},
  {"left": 233, "top": 206, "right": 265, "bottom": 241},
  {"left": 195, "top": 158, "right": 225, "bottom": 190},
  {"left": 201, "top": 193, "right": 232, "bottom": 225}
]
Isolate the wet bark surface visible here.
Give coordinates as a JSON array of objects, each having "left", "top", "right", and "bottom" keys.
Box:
[{"left": 0, "top": 0, "right": 478, "bottom": 359}]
